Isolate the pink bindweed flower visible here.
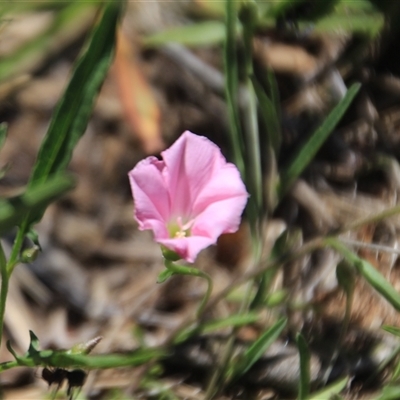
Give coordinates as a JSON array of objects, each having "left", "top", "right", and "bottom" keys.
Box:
[{"left": 128, "top": 131, "right": 248, "bottom": 262}]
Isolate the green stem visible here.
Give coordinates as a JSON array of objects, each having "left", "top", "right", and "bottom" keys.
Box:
[
  {"left": 204, "top": 237, "right": 325, "bottom": 315},
  {"left": 242, "top": 18, "right": 262, "bottom": 221},
  {"left": 0, "top": 226, "right": 26, "bottom": 348},
  {"left": 321, "top": 274, "right": 353, "bottom": 384},
  {"left": 164, "top": 260, "right": 213, "bottom": 317},
  {"left": 7, "top": 226, "right": 25, "bottom": 274},
  {"left": 337, "top": 203, "right": 400, "bottom": 235},
  {"left": 204, "top": 334, "right": 236, "bottom": 399},
  {"left": 0, "top": 241, "right": 8, "bottom": 348}
]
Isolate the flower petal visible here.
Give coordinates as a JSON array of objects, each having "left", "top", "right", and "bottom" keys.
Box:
[
  {"left": 192, "top": 164, "right": 248, "bottom": 239},
  {"left": 157, "top": 235, "right": 215, "bottom": 263},
  {"left": 128, "top": 157, "right": 170, "bottom": 235},
  {"left": 161, "top": 131, "right": 225, "bottom": 217},
  {"left": 192, "top": 195, "right": 248, "bottom": 242},
  {"left": 193, "top": 162, "right": 248, "bottom": 217}
]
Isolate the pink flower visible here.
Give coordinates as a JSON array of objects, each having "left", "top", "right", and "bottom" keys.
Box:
[{"left": 128, "top": 131, "right": 248, "bottom": 262}]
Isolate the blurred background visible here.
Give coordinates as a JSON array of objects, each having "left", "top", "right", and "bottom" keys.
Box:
[{"left": 2, "top": 1, "right": 400, "bottom": 399}]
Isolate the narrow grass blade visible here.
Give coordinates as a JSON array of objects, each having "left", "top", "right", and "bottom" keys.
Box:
[
  {"left": 47, "top": 348, "right": 166, "bottom": 369},
  {"left": 240, "top": 3, "right": 263, "bottom": 221},
  {"left": 0, "top": 123, "right": 8, "bottom": 180},
  {"left": 279, "top": 83, "right": 360, "bottom": 197},
  {"left": 308, "top": 377, "right": 348, "bottom": 400},
  {"left": 251, "top": 76, "right": 281, "bottom": 154},
  {"left": 175, "top": 312, "right": 261, "bottom": 343},
  {"left": 143, "top": 21, "right": 225, "bottom": 47},
  {"left": 326, "top": 238, "right": 400, "bottom": 311},
  {"left": 267, "top": 70, "right": 280, "bottom": 120},
  {"left": 234, "top": 317, "right": 287, "bottom": 377},
  {"left": 372, "top": 339, "right": 400, "bottom": 381},
  {"left": 383, "top": 326, "right": 400, "bottom": 337},
  {"left": 224, "top": 0, "right": 244, "bottom": 175},
  {"left": 250, "top": 265, "right": 281, "bottom": 309},
  {"left": 25, "top": 1, "right": 120, "bottom": 226},
  {"left": 0, "top": 123, "right": 7, "bottom": 151},
  {"left": 251, "top": 229, "right": 301, "bottom": 309},
  {"left": 251, "top": 72, "right": 281, "bottom": 213},
  {"left": 0, "top": 347, "right": 165, "bottom": 371},
  {"left": 201, "top": 313, "right": 260, "bottom": 334},
  {"left": 296, "top": 333, "right": 310, "bottom": 400}
]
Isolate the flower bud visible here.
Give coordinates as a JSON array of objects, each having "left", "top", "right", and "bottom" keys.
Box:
[{"left": 20, "top": 245, "right": 40, "bottom": 263}]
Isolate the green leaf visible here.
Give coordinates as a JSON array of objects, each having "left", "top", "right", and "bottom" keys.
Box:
[
  {"left": 175, "top": 312, "right": 261, "bottom": 343},
  {"left": 296, "top": 333, "right": 310, "bottom": 400},
  {"left": 0, "top": 123, "right": 8, "bottom": 181},
  {"left": 308, "top": 0, "right": 383, "bottom": 37},
  {"left": 326, "top": 238, "right": 400, "bottom": 311},
  {"left": 308, "top": 12, "right": 384, "bottom": 37},
  {"left": 26, "top": 228, "right": 41, "bottom": 251},
  {"left": 45, "top": 348, "right": 166, "bottom": 369},
  {"left": 25, "top": 1, "right": 121, "bottom": 227},
  {"left": 384, "top": 343, "right": 400, "bottom": 381},
  {"left": 0, "top": 3, "right": 97, "bottom": 83},
  {"left": 143, "top": 21, "right": 226, "bottom": 47},
  {"left": 0, "top": 174, "right": 75, "bottom": 236},
  {"left": 353, "top": 259, "right": 400, "bottom": 311},
  {"left": 27, "top": 330, "right": 41, "bottom": 362},
  {"left": 393, "top": 357, "right": 400, "bottom": 381},
  {"left": 377, "top": 385, "right": 400, "bottom": 400},
  {"left": 234, "top": 317, "right": 287, "bottom": 377},
  {"left": 265, "top": 289, "right": 288, "bottom": 307},
  {"left": 308, "top": 377, "right": 348, "bottom": 400},
  {"left": 279, "top": 83, "right": 360, "bottom": 197}
]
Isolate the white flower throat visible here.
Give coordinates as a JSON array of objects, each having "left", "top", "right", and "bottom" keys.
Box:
[{"left": 169, "top": 216, "right": 195, "bottom": 238}]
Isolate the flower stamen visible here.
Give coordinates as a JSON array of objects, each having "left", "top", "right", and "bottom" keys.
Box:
[{"left": 170, "top": 217, "right": 194, "bottom": 238}]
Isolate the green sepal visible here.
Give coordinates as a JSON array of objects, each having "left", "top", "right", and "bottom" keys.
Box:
[
  {"left": 157, "top": 268, "right": 175, "bottom": 284},
  {"left": 161, "top": 247, "right": 181, "bottom": 262}
]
